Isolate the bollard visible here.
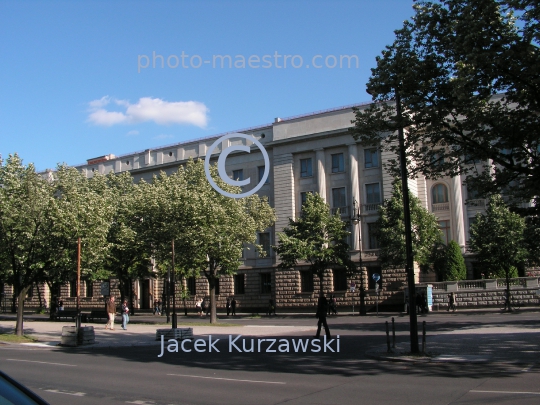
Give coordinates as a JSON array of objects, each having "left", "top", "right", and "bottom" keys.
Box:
[
  {"left": 422, "top": 321, "right": 426, "bottom": 354},
  {"left": 392, "top": 317, "right": 396, "bottom": 348},
  {"left": 386, "top": 321, "right": 391, "bottom": 353}
]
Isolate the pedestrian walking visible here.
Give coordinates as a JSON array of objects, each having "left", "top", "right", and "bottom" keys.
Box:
[
  {"left": 58, "top": 297, "right": 64, "bottom": 312},
  {"left": 121, "top": 299, "right": 130, "bottom": 330},
  {"left": 195, "top": 298, "right": 203, "bottom": 317},
  {"left": 201, "top": 299, "right": 207, "bottom": 317},
  {"left": 448, "top": 292, "right": 456, "bottom": 312},
  {"left": 231, "top": 297, "right": 237, "bottom": 316},
  {"left": 267, "top": 299, "right": 275, "bottom": 316},
  {"left": 226, "top": 298, "right": 231, "bottom": 316},
  {"left": 105, "top": 296, "right": 116, "bottom": 330},
  {"left": 315, "top": 294, "right": 331, "bottom": 339},
  {"left": 330, "top": 294, "right": 338, "bottom": 315}
]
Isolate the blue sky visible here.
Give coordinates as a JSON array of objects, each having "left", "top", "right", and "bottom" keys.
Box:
[{"left": 0, "top": 0, "right": 416, "bottom": 171}]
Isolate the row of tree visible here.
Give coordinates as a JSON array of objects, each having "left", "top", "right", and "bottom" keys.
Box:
[{"left": 0, "top": 154, "right": 275, "bottom": 334}]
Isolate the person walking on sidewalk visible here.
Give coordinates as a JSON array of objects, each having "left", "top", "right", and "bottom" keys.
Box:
[
  {"left": 315, "top": 294, "right": 331, "bottom": 339},
  {"left": 231, "top": 297, "right": 237, "bottom": 316},
  {"left": 121, "top": 299, "right": 130, "bottom": 330},
  {"left": 105, "top": 296, "right": 116, "bottom": 330},
  {"left": 447, "top": 292, "right": 457, "bottom": 312},
  {"left": 226, "top": 298, "right": 231, "bottom": 316}
]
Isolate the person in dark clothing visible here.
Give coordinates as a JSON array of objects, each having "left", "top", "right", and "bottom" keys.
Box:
[
  {"left": 226, "top": 298, "right": 231, "bottom": 316},
  {"left": 268, "top": 299, "right": 275, "bottom": 316},
  {"left": 231, "top": 297, "right": 237, "bottom": 316},
  {"left": 315, "top": 294, "right": 331, "bottom": 338},
  {"left": 330, "top": 294, "right": 338, "bottom": 315}
]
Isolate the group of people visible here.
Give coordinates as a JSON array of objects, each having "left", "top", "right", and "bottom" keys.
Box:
[
  {"left": 104, "top": 296, "right": 130, "bottom": 331},
  {"left": 195, "top": 297, "right": 237, "bottom": 317}
]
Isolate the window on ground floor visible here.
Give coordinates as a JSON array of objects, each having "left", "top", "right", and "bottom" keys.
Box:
[
  {"left": 187, "top": 277, "right": 196, "bottom": 296},
  {"left": 300, "top": 271, "right": 314, "bottom": 293},
  {"left": 333, "top": 269, "right": 348, "bottom": 291},
  {"left": 260, "top": 273, "right": 272, "bottom": 294},
  {"left": 234, "top": 274, "right": 245, "bottom": 295}
]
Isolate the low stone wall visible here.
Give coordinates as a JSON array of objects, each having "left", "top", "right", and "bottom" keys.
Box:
[{"left": 433, "top": 288, "right": 540, "bottom": 310}]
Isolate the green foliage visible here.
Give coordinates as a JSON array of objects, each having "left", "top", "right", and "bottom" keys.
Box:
[
  {"left": 469, "top": 195, "right": 527, "bottom": 279},
  {"left": 376, "top": 182, "right": 443, "bottom": 270},
  {"left": 349, "top": 0, "right": 540, "bottom": 214},
  {"left": 440, "top": 240, "right": 467, "bottom": 281},
  {"left": 143, "top": 159, "right": 275, "bottom": 323},
  {"left": 274, "top": 193, "right": 355, "bottom": 294}
]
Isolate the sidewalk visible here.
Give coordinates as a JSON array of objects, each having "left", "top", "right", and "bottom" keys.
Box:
[{"left": 2, "top": 311, "right": 539, "bottom": 365}]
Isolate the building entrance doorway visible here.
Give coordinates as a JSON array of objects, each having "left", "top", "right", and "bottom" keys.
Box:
[{"left": 141, "top": 280, "right": 151, "bottom": 309}]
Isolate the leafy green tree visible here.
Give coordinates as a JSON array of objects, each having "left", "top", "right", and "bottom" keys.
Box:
[
  {"left": 103, "top": 172, "right": 153, "bottom": 312},
  {"left": 376, "top": 182, "right": 443, "bottom": 271},
  {"left": 44, "top": 165, "right": 114, "bottom": 316},
  {"left": 274, "top": 193, "right": 355, "bottom": 296},
  {"left": 434, "top": 240, "right": 467, "bottom": 281},
  {"left": 469, "top": 194, "right": 527, "bottom": 310},
  {"left": 350, "top": 0, "right": 540, "bottom": 214},
  {"left": 0, "top": 154, "right": 55, "bottom": 335},
  {"left": 144, "top": 160, "right": 275, "bottom": 324}
]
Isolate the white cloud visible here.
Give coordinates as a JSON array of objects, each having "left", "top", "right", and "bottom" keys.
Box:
[
  {"left": 126, "top": 130, "right": 139, "bottom": 136},
  {"left": 87, "top": 96, "right": 208, "bottom": 128}
]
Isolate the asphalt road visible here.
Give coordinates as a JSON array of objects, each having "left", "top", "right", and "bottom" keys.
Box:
[{"left": 1, "top": 311, "right": 539, "bottom": 405}]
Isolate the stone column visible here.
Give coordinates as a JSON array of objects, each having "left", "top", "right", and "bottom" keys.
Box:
[
  {"left": 315, "top": 148, "right": 326, "bottom": 201},
  {"left": 451, "top": 175, "right": 466, "bottom": 248},
  {"left": 348, "top": 143, "right": 360, "bottom": 251}
]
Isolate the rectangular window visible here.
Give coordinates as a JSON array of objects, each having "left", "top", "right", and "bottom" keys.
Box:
[
  {"left": 85, "top": 280, "right": 94, "bottom": 298},
  {"left": 187, "top": 277, "right": 196, "bottom": 296},
  {"left": 232, "top": 169, "right": 243, "bottom": 181},
  {"left": 258, "top": 166, "right": 269, "bottom": 183},
  {"left": 70, "top": 281, "right": 77, "bottom": 298},
  {"left": 331, "top": 153, "right": 345, "bottom": 173},
  {"left": 300, "top": 191, "right": 311, "bottom": 207},
  {"left": 333, "top": 269, "right": 348, "bottom": 291},
  {"left": 215, "top": 279, "right": 220, "bottom": 296},
  {"left": 234, "top": 274, "right": 245, "bottom": 295},
  {"left": 467, "top": 187, "right": 479, "bottom": 200},
  {"left": 439, "top": 220, "right": 451, "bottom": 245},
  {"left": 260, "top": 273, "right": 272, "bottom": 294},
  {"left": 27, "top": 285, "right": 34, "bottom": 299},
  {"left": 300, "top": 271, "right": 314, "bottom": 293},
  {"left": 259, "top": 232, "right": 271, "bottom": 257},
  {"left": 367, "top": 222, "right": 380, "bottom": 249},
  {"left": 365, "top": 183, "right": 381, "bottom": 204},
  {"left": 364, "top": 149, "right": 379, "bottom": 168},
  {"left": 332, "top": 187, "right": 346, "bottom": 208},
  {"left": 431, "top": 151, "right": 445, "bottom": 167},
  {"left": 463, "top": 153, "right": 481, "bottom": 164},
  {"left": 300, "top": 158, "right": 313, "bottom": 177}
]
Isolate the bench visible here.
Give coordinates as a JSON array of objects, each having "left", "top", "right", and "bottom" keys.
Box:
[
  {"left": 88, "top": 310, "right": 108, "bottom": 322},
  {"left": 53, "top": 310, "right": 78, "bottom": 321}
]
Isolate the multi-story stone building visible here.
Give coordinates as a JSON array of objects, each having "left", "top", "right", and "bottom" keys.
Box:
[{"left": 7, "top": 101, "right": 496, "bottom": 313}]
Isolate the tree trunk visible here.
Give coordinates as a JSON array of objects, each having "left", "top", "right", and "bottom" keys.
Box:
[
  {"left": 209, "top": 276, "right": 217, "bottom": 324},
  {"left": 15, "top": 286, "right": 30, "bottom": 336},
  {"left": 36, "top": 282, "right": 43, "bottom": 309},
  {"left": 318, "top": 271, "right": 325, "bottom": 297},
  {"left": 129, "top": 278, "right": 135, "bottom": 316}
]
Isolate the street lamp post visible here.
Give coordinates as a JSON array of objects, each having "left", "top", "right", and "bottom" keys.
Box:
[
  {"left": 395, "top": 92, "right": 419, "bottom": 353},
  {"left": 351, "top": 199, "right": 367, "bottom": 316}
]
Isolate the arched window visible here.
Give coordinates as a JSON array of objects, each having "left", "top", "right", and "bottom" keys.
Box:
[{"left": 432, "top": 184, "right": 449, "bottom": 204}]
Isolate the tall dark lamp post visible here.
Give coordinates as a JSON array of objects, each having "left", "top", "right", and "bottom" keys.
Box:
[
  {"left": 351, "top": 199, "right": 367, "bottom": 316},
  {"left": 365, "top": 86, "right": 419, "bottom": 352}
]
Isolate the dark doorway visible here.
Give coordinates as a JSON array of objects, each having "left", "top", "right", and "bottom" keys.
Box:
[{"left": 142, "top": 280, "right": 150, "bottom": 309}]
